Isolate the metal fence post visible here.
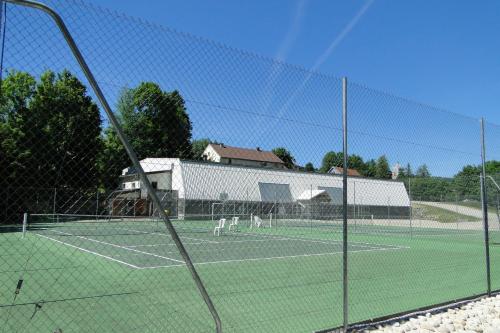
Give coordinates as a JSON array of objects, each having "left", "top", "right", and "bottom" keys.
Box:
[
  {"left": 409, "top": 177, "right": 413, "bottom": 238},
  {"left": 342, "top": 77, "right": 349, "bottom": 333},
  {"left": 480, "top": 117, "right": 491, "bottom": 296},
  {"left": 4, "top": 1, "right": 223, "bottom": 331}
]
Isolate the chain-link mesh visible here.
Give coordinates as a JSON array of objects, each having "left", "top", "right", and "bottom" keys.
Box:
[
  {"left": 1, "top": 0, "right": 499, "bottom": 332},
  {"left": 485, "top": 121, "right": 500, "bottom": 291},
  {"left": 348, "top": 82, "right": 490, "bottom": 324}
]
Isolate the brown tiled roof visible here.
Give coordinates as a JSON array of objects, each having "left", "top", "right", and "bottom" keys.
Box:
[
  {"left": 208, "top": 144, "right": 284, "bottom": 164},
  {"left": 330, "top": 166, "right": 361, "bottom": 177}
]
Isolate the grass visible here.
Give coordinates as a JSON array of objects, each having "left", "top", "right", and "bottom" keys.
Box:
[
  {"left": 452, "top": 200, "right": 498, "bottom": 212},
  {"left": 413, "top": 203, "right": 481, "bottom": 223},
  {"left": 1, "top": 218, "right": 499, "bottom": 333}
]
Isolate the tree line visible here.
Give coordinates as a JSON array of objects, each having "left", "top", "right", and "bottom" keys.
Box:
[{"left": 1, "top": 69, "right": 498, "bottom": 221}]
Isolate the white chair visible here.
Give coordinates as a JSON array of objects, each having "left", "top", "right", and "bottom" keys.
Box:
[
  {"left": 254, "top": 215, "right": 263, "bottom": 228},
  {"left": 229, "top": 216, "right": 239, "bottom": 231},
  {"left": 213, "top": 218, "right": 226, "bottom": 236}
]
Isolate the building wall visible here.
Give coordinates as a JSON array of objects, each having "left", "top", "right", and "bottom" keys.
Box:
[
  {"left": 177, "top": 161, "right": 410, "bottom": 207},
  {"left": 203, "top": 145, "right": 222, "bottom": 163},
  {"left": 220, "top": 157, "right": 283, "bottom": 169},
  {"left": 121, "top": 171, "right": 172, "bottom": 193}
]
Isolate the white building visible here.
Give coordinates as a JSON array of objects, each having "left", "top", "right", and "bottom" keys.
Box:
[{"left": 119, "top": 158, "right": 410, "bottom": 219}]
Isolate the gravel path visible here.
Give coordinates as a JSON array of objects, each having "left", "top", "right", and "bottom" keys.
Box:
[{"left": 363, "top": 295, "right": 500, "bottom": 333}]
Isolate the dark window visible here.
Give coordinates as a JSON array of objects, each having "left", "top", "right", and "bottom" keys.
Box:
[
  {"left": 228, "top": 158, "right": 232, "bottom": 164},
  {"left": 151, "top": 181, "right": 158, "bottom": 189}
]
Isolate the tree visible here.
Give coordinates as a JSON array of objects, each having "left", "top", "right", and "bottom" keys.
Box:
[
  {"left": 192, "top": 138, "right": 213, "bottom": 160},
  {"left": 416, "top": 164, "right": 431, "bottom": 178},
  {"left": 0, "top": 71, "right": 36, "bottom": 186},
  {"left": 406, "top": 163, "right": 413, "bottom": 177},
  {"left": 122, "top": 83, "right": 192, "bottom": 159},
  {"left": 320, "top": 151, "right": 342, "bottom": 173},
  {"left": 1, "top": 70, "right": 102, "bottom": 220},
  {"left": 362, "top": 159, "right": 377, "bottom": 177},
  {"left": 30, "top": 70, "right": 102, "bottom": 190},
  {"left": 348, "top": 154, "right": 366, "bottom": 175},
  {"left": 375, "top": 155, "right": 391, "bottom": 179},
  {"left": 272, "top": 147, "right": 295, "bottom": 169},
  {"left": 100, "top": 83, "right": 193, "bottom": 190},
  {"left": 304, "top": 162, "right": 315, "bottom": 172}
]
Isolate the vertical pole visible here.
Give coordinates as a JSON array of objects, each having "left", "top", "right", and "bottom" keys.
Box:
[
  {"left": 96, "top": 190, "right": 99, "bottom": 220},
  {"left": 480, "top": 118, "right": 491, "bottom": 296},
  {"left": 387, "top": 197, "right": 390, "bottom": 220},
  {"left": 353, "top": 181, "right": 356, "bottom": 233},
  {"left": 310, "top": 184, "right": 313, "bottom": 231},
  {"left": 497, "top": 193, "right": 500, "bottom": 230},
  {"left": 455, "top": 192, "right": 459, "bottom": 231},
  {"left": 409, "top": 177, "right": 413, "bottom": 238},
  {"left": 22, "top": 212, "right": 27, "bottom": 238},
  {"left": 52, "top": 187, "right": 57, "bottom": 217},
  {"left": 342, "top": 77, "right": 349, "bottom": 332}
]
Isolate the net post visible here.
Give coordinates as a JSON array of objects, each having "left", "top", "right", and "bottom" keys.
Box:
[
  {"left": 480, "top": 117, "right": 491, "bottom": 296},
  {"left": 342, "top": 77, "right": 349, "bottom": 333},
  {"left": 22, "top": 212, "right": 27, "bottom": 238}
]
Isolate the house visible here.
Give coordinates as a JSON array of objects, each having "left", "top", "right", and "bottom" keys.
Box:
[
  {"left": 202, "top": 143, "right": 285, "bottom": 169},
  {"left": 327, "top": 166, "right": 361, "bottom": 177}
]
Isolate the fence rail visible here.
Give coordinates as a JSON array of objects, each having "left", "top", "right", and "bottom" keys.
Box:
[{"left": 0, "top": 0, "right": 499, "bottom": 332}]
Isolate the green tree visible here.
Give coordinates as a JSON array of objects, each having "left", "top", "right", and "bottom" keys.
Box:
[
  {"left": 192, "top": 138, "right": 213, "bottom": 160},
  {"left": 348, "top": 154, "right": 366, "bottom": 174},
  {"left": 375, "top": 155, "right": 391, "bottom": 179},
  {"left": 416, "top": 164, "right": 431, "bottom": 178},
  {"left": 124, "top": 83, "right": 192, "bottom": 159},
  {"left": 361, "top": 159, "right": 377, "bottom": 177},
  {"left": 100, "top": 83, "right": 193, "bottom": 189},
  {"left": 272, "top": 147, "right": 296, "bottom": 169},
  {"left": 1, "top": 70, "right": 102, "bottom": 220},
  {"left": 304, "top": 162, "right": 315, "bottom": 172},
  {"left": 320, "top": 151, "right": 342, "bottom": 173},
  {"left": 406, "top": 163, "right": 413, "bottom": 177}
]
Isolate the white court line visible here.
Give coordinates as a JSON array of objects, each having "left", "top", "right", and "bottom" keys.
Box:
[
  {"left": 117, "top": 227, "right": 219, "bottom": 244},
  {"left": 126, "top": 241, "right": 206, "bottom": 248},
  {"left": 36, "top": 233, "right": 141, "bottom": 269},
  {"left": 38, "top": 228, "right": 408, "bottom": 270},
  {"left": 50, "top": 230, "right": 184, "bottom": 264},
  {"left": 236, "top": 231, "right": 407, "bottom": 249},
  {"left": 138, "top": 245, "right": 408, "bottom": 270}
]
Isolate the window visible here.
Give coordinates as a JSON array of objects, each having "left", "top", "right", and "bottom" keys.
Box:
[
  {"left": 228, "top": 158, "right": 232, "bottom": 165},
  {"left": 152, "top": 181, "right": 158, "bottom": 189}
]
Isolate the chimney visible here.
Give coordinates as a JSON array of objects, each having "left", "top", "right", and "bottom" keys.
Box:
[{"left": 256, "top": 147, "right": 261, "bottom": 152}]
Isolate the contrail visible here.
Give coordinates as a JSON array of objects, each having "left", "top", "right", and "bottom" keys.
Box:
[
  {"left": 267, "top": 0, "right": 375, "bottom": 132},
  {"left": 311, "top": 0, "right": 375, "bottom": 71},
  {"left": 275, "top": 0, "right": 308, "bottom": 61},
  {"left": 253, "top": 0, "right": 308, "bottom": 141}
]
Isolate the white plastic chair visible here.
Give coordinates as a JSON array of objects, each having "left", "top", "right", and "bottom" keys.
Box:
[
  {"left": 254, "top": 215, "right": 263, "bottom": 228},
  {"left": 228, "top": 216, "right": 239, "bottom": 231},
  {"left": 213, "top": 218, "right": 226, "bottom": 236}
]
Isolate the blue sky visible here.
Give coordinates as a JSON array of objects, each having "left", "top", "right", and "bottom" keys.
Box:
[
  {"left": 3, "top": 0, "right": 499, "bottom": 176},
  {"left": 93, "top": 0, "right": 500, "bottom": 123}
]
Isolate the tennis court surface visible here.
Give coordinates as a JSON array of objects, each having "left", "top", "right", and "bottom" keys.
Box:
[
  {"left": 3, "top": 214, "right": 497, "bottom": 333},
  {"left": 29, "top": 216, "right": 406, "bottom": 269}
]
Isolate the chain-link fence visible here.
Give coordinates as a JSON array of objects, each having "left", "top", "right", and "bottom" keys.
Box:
[{"left": 0, "top": 0, "right": 499, "bottom": 332}]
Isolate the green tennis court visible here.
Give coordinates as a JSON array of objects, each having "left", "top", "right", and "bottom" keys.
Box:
[{"left": 2, "top": 215, "right": 499, "bottom": 333}]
